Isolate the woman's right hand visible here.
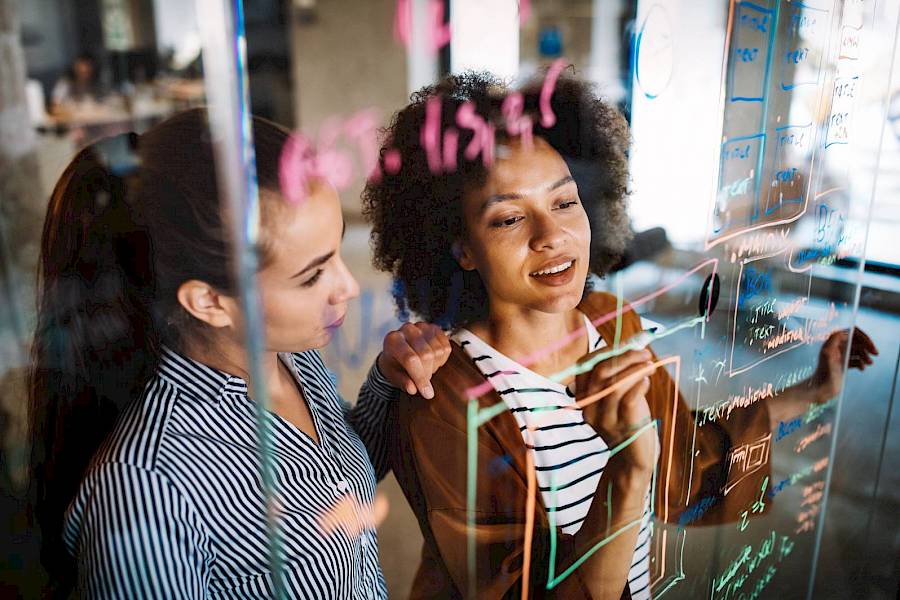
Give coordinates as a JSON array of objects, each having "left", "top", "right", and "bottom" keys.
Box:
[{"left": 576, "top": 348, "right": 660, "bottom": 475}]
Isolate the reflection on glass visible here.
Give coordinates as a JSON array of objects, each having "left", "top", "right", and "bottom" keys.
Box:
[{"left": 1, "top": 0, "right": 898, "bottom": 598}]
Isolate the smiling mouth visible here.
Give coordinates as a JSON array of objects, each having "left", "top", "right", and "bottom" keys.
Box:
[{"left": 529, "top": 260, "right": 574, "bottom": 277}]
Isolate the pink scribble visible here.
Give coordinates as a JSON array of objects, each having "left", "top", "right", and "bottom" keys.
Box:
[
  {"left": 519, "top": 0, "right": 532, "bottom": 26},
  {"left": 427, "top": 0, "right": 452, "bottom": 52},
  {"left": 384, "top": 148, "right": 403, "bottom": 174},
  {"left": 394, "top": 0, "right": 451, "bottom": 55},
  {"left": 456, "top": 101, "right": 495, "bottom": 167},
  {"left": 279, "top": 132, "right": 316, "bottom": 205},
  {"left": 316, "top": 148, "right": 354, "bottom": 190},
  {"left": 481, "top": 124, "right": 495, "bottom": 168},
  {"left": 517, "top": 116, "right": 534, "bottom": 150},
  {"left": 280, "top": 107, "right": 391, "bottom": 200},
  {"left": 422, "top": 96, "right": 443, "bottom": 173},
  {"left": 502, "top": 93, "right": 524, "bottom": 134},
  {"left": 394, "top": 0, "right": 412, "bottom": 47},
  {"left": 344, "top": 109, "right": 380, "bottom": 179},
  {"left": 442, "top": 127, "right": 459, "bottom": 172},
  {"left": 501, "top": 92, "right": 534, "bottom": 150},
  {"left": 539, "top": 58, "right": 567, "bottom": 128}
]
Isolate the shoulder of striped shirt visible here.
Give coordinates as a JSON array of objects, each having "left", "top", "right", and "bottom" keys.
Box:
[
  {"left": 69, "top": 459, "right": 211, "bottom": 553},
  {"left": 91, "top": 375, "right": 191, "bottom": 474}
]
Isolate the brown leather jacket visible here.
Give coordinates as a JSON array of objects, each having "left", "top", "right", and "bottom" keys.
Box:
[{"left": 390, "top": 292, "right": 771, "bottom": 599}]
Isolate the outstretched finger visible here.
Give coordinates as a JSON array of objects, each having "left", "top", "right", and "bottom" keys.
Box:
[
  {"left": 388, "top": 325, "right": 437, "bottom": 398},
  {"left": 396, "top": 344, "right": 430, "bottom": 397}
]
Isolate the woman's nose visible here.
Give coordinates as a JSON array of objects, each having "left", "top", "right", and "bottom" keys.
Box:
[
  {"left": 333, "top": 257, "right": 360, "bottom": 304},
  {"left": 529, "top": 211, "right": 566, "bottom": 251}
]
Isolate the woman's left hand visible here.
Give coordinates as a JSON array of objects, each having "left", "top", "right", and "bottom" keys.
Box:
[
  {"left": 808, "top": 327, "right": 878, "bottom": 403},
  {"left": 377, "top": 322, "right": 452, "bottom": 399},
  {"left": 768, "top": 327, "right": 878, "bottom": 429}
]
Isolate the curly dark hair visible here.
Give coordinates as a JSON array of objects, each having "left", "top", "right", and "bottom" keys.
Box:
[{"left": 362, "top": 69, "right": 632, "bottom": 328}]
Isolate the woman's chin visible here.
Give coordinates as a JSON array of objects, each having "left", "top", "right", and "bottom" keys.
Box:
[
  {"left": 298, "top": 328, "right": 335, "bottom": 351},
  {"left": 532, "top": 290, "right": 584, "bottom": 314}
]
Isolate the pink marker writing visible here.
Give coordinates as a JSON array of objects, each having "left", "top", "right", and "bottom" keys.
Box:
[
  {"left": 394, "top": 0, "right": 451, "bottom": 55},
  {"left": 456, "top": 101, "right": 495, "bottom": 167},
  {"left": 539, "top": 58, "right": 567, "bottom": 128},
  {"left": 501, "top": 92, "right": 534, "bottom": 150}
]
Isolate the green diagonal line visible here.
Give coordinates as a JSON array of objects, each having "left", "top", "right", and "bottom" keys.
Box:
[
  {"left": 546, "top": 420, "right": 658, "bottom": 589},
  {"left": 547, "top": 516, "right": 645, "bottom": 589},
  {"left": 548, "top": 315, "right": 705, "bottom": 385},
  {"left": 608, "top": 421, "right": 658, "bottom": 459},
  {"left": 475, "top": 316, "right": 703, "bottom": 427},
  {"left": 614, "top": 276, "right": 624, "bottom": 351}
]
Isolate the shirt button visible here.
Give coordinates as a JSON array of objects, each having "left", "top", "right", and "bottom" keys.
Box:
[{"left": 336, "top": 480, "right": 350, "bottom": 493}]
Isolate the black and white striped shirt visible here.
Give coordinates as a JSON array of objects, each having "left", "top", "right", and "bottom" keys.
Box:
[
  {"left": 454, "top": 313, "right": 653, "bottom": 600},
  {"left": 63, "top": 347, "right": 397, "bottom": 599}
]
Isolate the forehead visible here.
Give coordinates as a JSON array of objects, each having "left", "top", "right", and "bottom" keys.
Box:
[
  {"left": 483, "top": 137, "right": 570, "bottom": 193},
  {"left": 261, "top": 184, "right": 342, "bottom": 267}
]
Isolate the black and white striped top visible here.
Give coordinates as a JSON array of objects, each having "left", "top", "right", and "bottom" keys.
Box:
[
  {"left": 63, "top": 347, "right": 397, "bottom": 599},
  {"left": 454, "top": 313, "right": 653, "bottom": 600}
]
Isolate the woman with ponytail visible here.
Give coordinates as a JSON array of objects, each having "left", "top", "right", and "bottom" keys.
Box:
[{"left": 30, "top": 108, "right": 450, "bottom": 598}]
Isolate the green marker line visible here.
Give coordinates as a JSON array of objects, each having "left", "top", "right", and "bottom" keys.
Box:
[
  {"left": 473, "top": 316, "right": 703, "bottom": 437},
  {"left": 549, "top": 315, "right": 705, "bottom": 384},
  {"left": 608, "top": 421, "right": 658, "bottom": 459},
  {"left": 614, "top": 276, "right": 624, "bottom": 351},
  {"left": 606, "top": 482, "right": 613, "bottom": 538},
  {"left": 545, "top": 422, "right": 657, "bottom": 589},
  {"left": 547, "top": 517, "right": 644, "bottom": 589},
  {"left": 472, "top": 315, "right": 705, "bottom": 430},
  {"left": 476, "top": 400, "right": 512, "bottom": 427},
  {"left": 547, "top": 471, "right": 561, "bottom": 584}
]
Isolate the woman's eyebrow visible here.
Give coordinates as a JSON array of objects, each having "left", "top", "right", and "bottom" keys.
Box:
[
  {"left": 548, "top": 175, "right": 576, "bottom": 191},
  {"left": 291, "top": 251, "right": 335, "bottom": 278},
  {"left": 481, "top": 175, "right": 576, "bottom": 212}
]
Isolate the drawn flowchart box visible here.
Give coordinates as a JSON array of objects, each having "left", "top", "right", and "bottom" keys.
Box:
[
  {"left": 729, "top": 1, "right": 775, "bottom": 102},
  {"left": 712, "top": 134, "right": 766, "bottom": 236},
  {"left": 839, "top": 24, "right": 861, "bottom": 60},
  {"left": 764, "top": 123, "right": 811, "bottom": 218},
  {"left": 780, "top": 2, "right": 830, "bottom": 90},
  {"left": 724, "top": 433, "right": 772, "bottom": 496},
  {"left": 825, "top": 76, "right": 859, "bottom": 148},
  {"left": 729, "top": 248, "right": 812, "bottom": 376}
]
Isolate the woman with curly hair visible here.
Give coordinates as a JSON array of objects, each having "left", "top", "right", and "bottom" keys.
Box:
[
  {"left": 364, "top": 71, "right": 873, "bottom": 599},
  {"left": 364, "top": 71, "right": 679, "bottom": 599}
]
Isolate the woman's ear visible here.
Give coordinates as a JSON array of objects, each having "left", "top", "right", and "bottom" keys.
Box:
[
  {"left": 176, "top": 280, "right": 236, "bottom": 329},
  {"left": 452, "top": 241, "right": 477, "bottom": 271}
]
